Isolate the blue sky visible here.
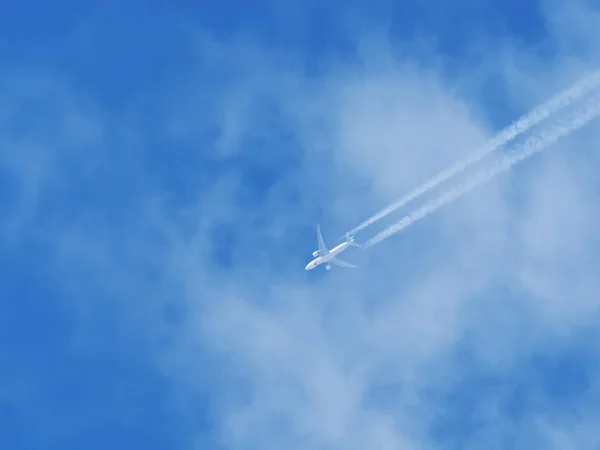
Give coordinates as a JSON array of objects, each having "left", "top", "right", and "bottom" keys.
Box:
[{"left": 1, "top": 0, "right": 600, "bottom": 449}]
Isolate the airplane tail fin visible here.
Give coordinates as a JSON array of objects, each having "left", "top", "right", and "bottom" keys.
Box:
[{"left": 345, "top": 232, "right": 362, "bottom": 248}]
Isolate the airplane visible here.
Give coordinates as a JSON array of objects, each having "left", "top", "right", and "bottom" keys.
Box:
[{"left": 305, "top": 225, "right": 361, "bottom": 271}]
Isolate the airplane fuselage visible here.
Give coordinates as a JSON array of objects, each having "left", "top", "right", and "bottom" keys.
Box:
[{"left": 305, "top": 241, "right": 349, "bottom": 270}]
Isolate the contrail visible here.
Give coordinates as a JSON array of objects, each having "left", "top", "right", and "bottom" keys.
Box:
[
  {"left": 348, "top": 69, "right": 600, "bottom": 236},
  {"left": 363, "top": 96, "right": 600, "bottom": 248}
]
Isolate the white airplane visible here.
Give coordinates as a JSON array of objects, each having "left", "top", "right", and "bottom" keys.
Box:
[{"left": 305, "top": 225, "right": 361, "bottom": 271}]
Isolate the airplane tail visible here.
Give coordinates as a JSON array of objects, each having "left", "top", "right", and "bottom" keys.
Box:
[{"left": 345, "top": 232, "right": 362, "bottom": 248}]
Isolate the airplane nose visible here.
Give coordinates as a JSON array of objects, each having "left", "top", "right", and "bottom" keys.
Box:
[{"left": 305, "top": 261, "right": 314, "bottom": 270}]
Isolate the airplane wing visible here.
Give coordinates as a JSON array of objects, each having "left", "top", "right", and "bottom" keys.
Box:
[
  {"left": 330, "top": 257, "right": 359, "bottom": 268},
  {"left": 316, "top": 225, "right": 329, "bottom": 253}
]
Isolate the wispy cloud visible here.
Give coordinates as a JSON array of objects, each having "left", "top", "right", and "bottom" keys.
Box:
[{"left": 157, "top": 5, "right": 600, "bottom": 450}]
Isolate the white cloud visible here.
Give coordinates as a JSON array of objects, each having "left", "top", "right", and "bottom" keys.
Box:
[{"left": 157, "top": 11, "right": 600, "bottom": 450}]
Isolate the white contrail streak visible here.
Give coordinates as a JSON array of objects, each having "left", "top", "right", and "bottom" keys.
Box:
[
  {"left": 363, "top": 96, "right": 600, "bottom": 248},
  {"left": 348, "top": 69, "right": 600, "bottom": 236}
]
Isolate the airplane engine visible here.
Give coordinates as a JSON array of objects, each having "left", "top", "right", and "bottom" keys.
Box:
[
  {"left": 312, "top": 251, "right": 319, "bottom": 257},
  {"left": 326, "top": 264, "right": 331, "bottom": 270}
]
